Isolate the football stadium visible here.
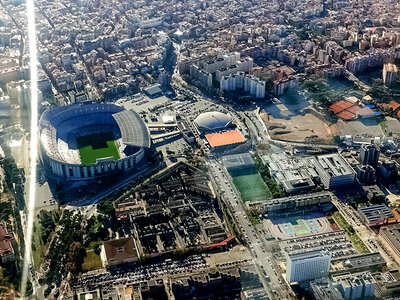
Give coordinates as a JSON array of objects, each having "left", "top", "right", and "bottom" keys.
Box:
[{"left": 39, "top": 103, "right": 151, "bottom": 180}]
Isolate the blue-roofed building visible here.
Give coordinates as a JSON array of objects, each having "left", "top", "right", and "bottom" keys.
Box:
[{"left": 357, "top": 204, "right": 394, "bottom": 227}]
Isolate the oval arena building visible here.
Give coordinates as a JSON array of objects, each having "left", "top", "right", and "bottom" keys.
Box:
[{"left": 39, "top": 103, "right": 151, "bottom": 180}]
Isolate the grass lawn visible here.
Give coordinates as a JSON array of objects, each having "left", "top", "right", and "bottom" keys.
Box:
[
  {"left": 78, "top": 136, "right": 120, "bottom": 165},
  {"left": 82, "top": 250, "right": 103, "bottom": 271},
  {"left": 230, "top": 167, "right": 272, "bottom": 201}
]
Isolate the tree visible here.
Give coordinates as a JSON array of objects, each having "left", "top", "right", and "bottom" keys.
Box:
[
  {"left": 65, "top": 242, "right": 85, "bottom": 275},
  {"left": 369, "top": 79, "right": 388, "bottom": 99},
  {"left": 97, "top": 199, "right": 115, "bottom": 216}
]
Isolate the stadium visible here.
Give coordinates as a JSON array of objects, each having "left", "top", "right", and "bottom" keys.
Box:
[
  {"left": 39, "top": 103, "right": 151, "bottom": 181},
  {"left": 194, "top": 111, "right": 245, "bottom": 150}
]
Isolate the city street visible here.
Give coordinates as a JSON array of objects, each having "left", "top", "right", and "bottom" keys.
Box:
[{"left": 207, "top": 159, "right": 293, "bottom": 299}]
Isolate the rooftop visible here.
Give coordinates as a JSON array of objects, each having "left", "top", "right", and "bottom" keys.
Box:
[
  {"left": 358, "top": 204, "right": 394, "bottom": 223},
  {"left": 288, "top": 249, "right": 330, "bottom": 262},
  {"left": 103, "top": 237, "right": 138, "bottom": 266},
  {"left": 380, "top": 224, "right": 400, "bottom": 249},
  {"left": 194, "top": 111, "right": 232, "bottom": 132},
  {"left": 112, "top": 109, "right": 151, "bottom": 148},
  {"left": 384, "top": 63, "right": 398, "bottom": 73},
  {"left": 222, "top": 153, "right": 255, "bottom": 170},
  {"left": 0, "top": 221, "right": 14, "bottom": 258},
  {"left": 313, "top": 153, "right": 356, "bottom": 178},
  {"left": 143, "top": 84, "right": 162, "bottom": 97},
  {"left": 205, "top": 130, "right": 245, "bottom": 148}
]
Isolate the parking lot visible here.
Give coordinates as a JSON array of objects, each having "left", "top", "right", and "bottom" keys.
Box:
[
  {"left": 338, "top": 118, "right": 384, "bottom": 138},
  {"left": 73, "top": 255, "right": 209, "bottom": 291},
  {"left": 281, "top": 230, "right": 357, "bottom": 260}
]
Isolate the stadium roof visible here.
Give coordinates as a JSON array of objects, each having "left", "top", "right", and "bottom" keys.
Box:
[
  {"left": 112, "top": 110, "right": 151, "bottom": 148},
  {"left": 205, "top": 129, "right": 244, "bottom": 148},
  {"left": 194, "top": 111, "right": 232, "bottom": 131}
]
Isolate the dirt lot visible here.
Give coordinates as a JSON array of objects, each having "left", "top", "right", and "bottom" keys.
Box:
[
  {"left": 337, "top": 118, "right": 383, "bottom": 138},
  {"left": 385, "top": 117, "right": 400, "bottom": 137},
  {"left": 261, "top": 108, "right": 339, "bottom": 143}
]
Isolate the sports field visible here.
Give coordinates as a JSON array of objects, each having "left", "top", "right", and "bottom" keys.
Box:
[
  {"left": 77, "top": 133, "right": 120, "bottom": 165},
  {"left": 268, "top": 212, "right": 331, "bottom": 239},
  {"left": 229, "top": 167, "right": 272, "bottom": 201}
]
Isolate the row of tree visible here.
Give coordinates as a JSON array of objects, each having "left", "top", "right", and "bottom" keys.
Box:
[{"left": 253, "top": 154, "right": 286, "bottom": 199}]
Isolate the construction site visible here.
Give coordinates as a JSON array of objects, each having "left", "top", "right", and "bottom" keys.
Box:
[{"left": 260, "top": 108, "right": 338, "bottom": 144}]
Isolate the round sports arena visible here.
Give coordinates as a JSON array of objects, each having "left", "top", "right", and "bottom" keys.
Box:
[
  {"left": 194, "top": 111, "right": 232, "bottom": 132},
  {"left": 39, "top": 103, "right": 151, "bottom": 180}
]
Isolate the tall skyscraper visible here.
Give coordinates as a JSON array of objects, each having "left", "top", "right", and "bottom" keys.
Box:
[
  {"left": 359, "top": 144, "right": 379, "bottom": 166},
  {"left": 286, "top": 250, "right": 331, "bottom": 283}
]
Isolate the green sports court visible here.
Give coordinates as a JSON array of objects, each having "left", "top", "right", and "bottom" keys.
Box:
[
  {"left": 229, "top": 167, "right": 272, "bottom": 201},
  {"left": 268, "top": 212, "right": 330, "bottom": 238},
  {"left": 77, "top": 133, "right": 120, "bottom": 165}
]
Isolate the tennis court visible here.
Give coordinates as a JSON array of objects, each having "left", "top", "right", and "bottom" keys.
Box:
[
  {"left": 268, "top": 212, "right": 330, "bottom": 239},
  {"left": 229, "top": 167, "right": 272, "bottom": 201},
  {"left": 277, "top": 218, "right": 316, "bottom": 235}
]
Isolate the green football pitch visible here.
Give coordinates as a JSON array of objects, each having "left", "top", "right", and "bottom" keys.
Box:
[
  {"left": 230, "top": 167, "right": 272, "bottom": 202},
  {"left": 77, "top": 134, "right": 120, "bottom": 165}
]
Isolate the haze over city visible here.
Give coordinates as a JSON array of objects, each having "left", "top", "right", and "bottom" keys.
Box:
[{"left": 1, "top": 0, "right": 400, "bottom": 299}]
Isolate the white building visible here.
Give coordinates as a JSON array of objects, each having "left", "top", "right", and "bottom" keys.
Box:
[
  {"left": 286, "top": 250, "right": 331, "bottom": 283},
  {"left": 190, "top": 65, "right": 213, "bottom": 87},
  {"left": 220, "top": 72, "right": 265, "bottom": 98},
  {"left": 6, "top": 80, "right": 43, "bottom": 109},
  {"left": 139, "top": 17, "right": 163, "bottom": 29},
  {"left": 332, "top": 271, "right": 376, "bottom": 300},
  {"left": 203, "top": 52, "right": 240, "bottom": 73}
]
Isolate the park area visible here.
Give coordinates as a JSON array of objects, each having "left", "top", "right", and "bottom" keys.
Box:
[
  {"left": 229, "top": 167, "right": 272, "bottom": 201},
  {"left": 77, "top": 133, "right": 120, "bottom": 165},
  {"left": 82, "top": 249, "right": 103, "bottom": 272}
]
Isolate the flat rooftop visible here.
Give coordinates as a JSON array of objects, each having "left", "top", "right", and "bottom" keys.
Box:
[
  {"left": 288, "top": 249, "right": 330, "bottom": 262},
  {"left": 205, "top": 129, "right": 245, "bottom": 148},
  {"left": 314, "top": 153, "right": 356, "bottom": 177},
  {"left": 331, "top": 252, "right": 386, "bottom": 273},
  {"left": 380, "top": 224, "right": 400, "bottom": 249},
  {"left": 263, "top": 153, "right": 318, "bottom": 182},
  {"left": 222, "top": 153, "right": 255, "bottom": 170},
  {"left": 358, "top": 204, "right": 394, "bottom": 222}
]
